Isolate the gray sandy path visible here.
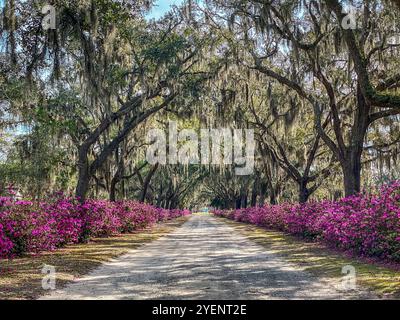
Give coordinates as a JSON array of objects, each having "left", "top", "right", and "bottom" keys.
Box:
[{"left": 41, "top": 214, "right": 375, "bottom": 300}]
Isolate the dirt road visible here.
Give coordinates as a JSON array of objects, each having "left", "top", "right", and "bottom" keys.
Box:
[{"left": 41, "top": 214, "right": 374, "bottom": 300}]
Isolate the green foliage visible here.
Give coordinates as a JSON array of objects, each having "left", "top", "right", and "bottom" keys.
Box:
[{"left": 1, "top": 0, "right": 399, "bottom": 206}]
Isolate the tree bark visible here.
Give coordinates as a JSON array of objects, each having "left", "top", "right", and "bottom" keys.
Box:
[
  {"left": 343, "top": 163, "right": 361, "bottom": 197},
  {"left": 235, "top": 197, "right": 241, "bottom": 209},
  {"left": 250, "top": 177, "right": 259, "bottom": 207},
  {"left": 258, "top": 182, "right": 268, "bottom": 206},
  {"left": 140, "top": 164, "right": 159, "bottom": 203},
  {"left": 240, "top": 193, "right": 248, "bottom": 208},
  {"left": 268, "top": 179, "right": 277, "bottom": 205},
  {"left": 298, "top": 179, "right": 311, "bottom": 204},
  {"left": 341, "top": 85, "right": 369, "bottom": 197},
  {"left": 75, "top": 146, "right": 90, "bottom": 202},
  {"left": 109, "top": 178, "right": 118, "bottom": 202}
]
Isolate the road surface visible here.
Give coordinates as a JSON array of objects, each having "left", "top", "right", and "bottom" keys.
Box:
[{"left": 41, "top": 214, "right": 374, "bottom": 300}]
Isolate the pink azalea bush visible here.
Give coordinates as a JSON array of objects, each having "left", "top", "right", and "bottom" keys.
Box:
[
  {"left": 214, "top": 180, "right": 400, "bottom": 262},
  {"left": 0, "top": 223, "right": 13, "bottom": 257},
  {"left": 80, "top": 200, "right": 123, "bottom": 239},
  {"left": 118, "top": 201, "right": 158, "bottom": 233},
  {"left": 0, "top": 195, "right": 190, "bottom": 259},
  {"left": 155, "top": 208, "right": 171, "bottom": 222}
]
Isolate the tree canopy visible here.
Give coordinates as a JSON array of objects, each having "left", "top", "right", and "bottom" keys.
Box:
[{"left": 1, "top": 0, "right": 400, "bottom": 208}]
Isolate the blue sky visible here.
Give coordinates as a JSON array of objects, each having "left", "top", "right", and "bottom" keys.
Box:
[
  {"left": 147, "top": 0, "right": 184, "bottom": 20},
  {"left": 0, "top": 0, "right": 182, "bottom": 19}
]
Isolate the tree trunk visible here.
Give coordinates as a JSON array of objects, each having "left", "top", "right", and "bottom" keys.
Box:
[
  {"left": 240, "top": 193, "right": 248, "bottom": 208},
  {"left": 258, "top": 193, "right": 266, "bottom": 206},
  {"left": 269, "top": 191, "right": 277, "bottom": 205},
  {"left": 342, "top": 150, "right": 362, "bottom": 197},
  {"left": 75, "top": 147, "right": 90, "bottom": 202},
  {"left": 341, "top": 85, "right": 369, "bottom": 197},
  {"left": 156, "top": 183, "right": 163, "bottom": 207},
  {"left": 140, "top": 164, "right": 159, "bottom": 202},
  {"left": 298, "top": 179, "right": 310, "bottom": 203},
  {"left": 235, "top": 197, "right": 241, "bottom": 209},
  {"left": 76, "top": 173, "right": 90, "bottom": 202},
  {"left": 258, "top": 182, "right": 267, "bottom": 206},
  {"left": 109, "top": 178, "right": 118, "bottom": 202},
  {"left": 250, "top": 191, "right": 257, "bottom": 207},
  {"left": 250, "top": 180, "right": 258, "bottom": 207}
]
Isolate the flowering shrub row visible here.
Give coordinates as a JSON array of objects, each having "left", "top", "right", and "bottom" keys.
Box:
[
  {"left": 0, "top": 195, "right": 190, "bottom": 259},
  {"left": 214, "top": 181, "right": 400, "bottom": 262}
]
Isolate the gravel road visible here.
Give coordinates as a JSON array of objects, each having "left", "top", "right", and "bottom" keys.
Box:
[{"left": 41, "top": 214, "right": 374, "bottom": 300}]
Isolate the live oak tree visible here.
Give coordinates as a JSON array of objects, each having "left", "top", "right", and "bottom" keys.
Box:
[
  {"left": 206, "top": 0, "right": 400, "bottom": 196},
  {"left": 2, "top": 0, "right": 400, "bottom": 206},
  {"left": 323, "top": 0, "right": 400, "bottom": 195},
  {"left": 1, "top": 0, "right": 226, "bottom": 201},
  {"left": 249, "top": 88, "right": 334, "bottom": 203},
  {"left": 64, "top": 3, "right": 224, "bottom": 201}
]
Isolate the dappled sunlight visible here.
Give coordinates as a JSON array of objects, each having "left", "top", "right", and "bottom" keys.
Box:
[
  {"left": 0, "top": 217, "right": 189, "bottom": 300},
  {"left": 220, "top": 217, "right": 400, "bottom": 298},
  {"left": 42, "top": 215, "right": 374, "bottom": 300}
]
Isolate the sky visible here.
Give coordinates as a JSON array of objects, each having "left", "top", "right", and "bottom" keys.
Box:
[
  {"left": 0, "top": 0, "right": 184, "bottom": 141},
  {"left": 146, "top": 0, "right": 184, "bottom": 20},
  {"left": 0, "top": 0, "right": 183, "bottom": 19}
]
